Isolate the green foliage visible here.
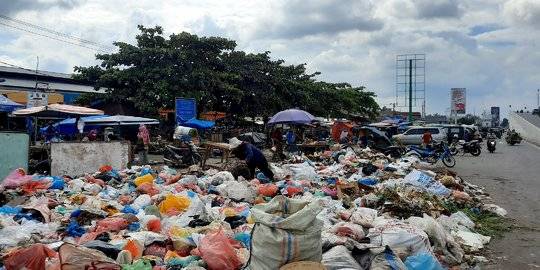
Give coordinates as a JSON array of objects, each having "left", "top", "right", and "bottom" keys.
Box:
[
  {"left": 457, "top": 114, "right": 480, "bottom": 125},
  {"left": 74, "top": 25, "right": 379, "bottom": 118}
]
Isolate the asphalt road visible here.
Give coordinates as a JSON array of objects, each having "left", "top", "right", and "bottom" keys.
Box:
[{"left": 452, "top": 140, "right": 540, "bottom": 269}]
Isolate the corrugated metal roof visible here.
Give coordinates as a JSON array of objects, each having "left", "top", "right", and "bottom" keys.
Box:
[{"left": 0, "top": 65, "right": 72, "bottom": 79}]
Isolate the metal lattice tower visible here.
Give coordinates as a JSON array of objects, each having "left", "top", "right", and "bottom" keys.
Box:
[{"left": 396, "top": 54, "right": 425, "bottom": 121}]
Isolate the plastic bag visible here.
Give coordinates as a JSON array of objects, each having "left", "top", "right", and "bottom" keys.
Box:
[
  {"left": 66, "top": 220, "right": 86, "bottom": 237},
  {"left": 159, "top": 194, "right": 191, "bottom": 215},
  {"left": 350, "top": 207, "right": 378, "bottom": 228},
  {"left": 95, "top": 217, "right": 129, "bottom": 233},
  {"left": 368, "top": 218, "right": 431, "bottom": 259},
  {"left": 322, "top": 245, "right": 361, "bottom": 270},
  {"left": 123, "top": 259, "right": 152, "bottom": 270},
  {"left": 258, "top": 183, "right": 278, "bottom": 197},
  {"left": 404, "top": 252, "right": 444, "bottom": 270},
  {"left": 197, "top": 229, "right": 242, "bottom": 270},
  {"left": 132, "top": 194, "right": 152, "bottom": 210},
  {"left": 147, "top": 218, "right": 161, "bottom": 232},
  {"left": 249, "top": 196, "right": 324, "bottom": 270},
  {"left": 2, "top": 168, "right": 33, "bottom": 188},
  {"left": 403, "top": 170, "right": 451, "bottom": 197},
  {"left": 450, "top": 211, "right": 475, "bottom": 229},
  {"left": 3, "top": 243, "right": 57, "bottom": 270},
  {"left": 330, "top": 222, "right": 365, "bottom": 241},
  {"left": 57, "top": 243, "right": 120, "bottom": 270},
  {"left": 216, "top": 181, "right": 256, "bottom": 203},
  {"left": 136, "top": 182, "right": 160, "bottom": 196},
  {"left": 134, "top": 174, "right": 154, "bottom": 187},
  {"left": 124, "top": 239, "right": 144, "bottom": 259},
  {"left": 49, "top": 176, "right": 66, "bottom": 189},
  {"left": 482, "top": 203, "right": 508, "bottom": 217}
]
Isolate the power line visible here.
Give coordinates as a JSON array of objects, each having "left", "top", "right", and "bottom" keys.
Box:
[
  {"left": 0, "top": 14, "right": 115, "bottom": 53},
  {"left": 0, "top": 14, "right": 112, "bottom": 50},
  {"left": 0, "top": 21, "right": 111, "bottom": 54}
]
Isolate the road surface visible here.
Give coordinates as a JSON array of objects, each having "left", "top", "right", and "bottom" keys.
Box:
[{"left": 453, "top": 140, "right": 540, "bottom": 269}]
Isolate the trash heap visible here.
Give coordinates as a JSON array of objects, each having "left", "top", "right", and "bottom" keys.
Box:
[{"left": 0, "top": 147, "right": 508, "bottom": 269}]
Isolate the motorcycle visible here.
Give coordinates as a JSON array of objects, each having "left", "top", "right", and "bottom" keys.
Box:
[
  {"left": 163, "top": 141, "right": 202, "bottom": 167},
  {"left": 449, "top": 140, "right": 481, "bottom": 156},
  {"left": 405, "top": 142, "right": 456, "bottom": 167},
  {"left": 487, "top": 138, "right": 496, "bottom": 153},
  {"left": 505, "top": 132, "right": 522, "bottom": 145}
]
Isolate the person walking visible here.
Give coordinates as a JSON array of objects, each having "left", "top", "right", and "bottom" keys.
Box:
[
  {"left": 422, "top": 129, "right": 433, "bottom": 148},
  {"left": 230, "top": 137, "right": 274, "bottom": 181},
  {"left": 286, "top": 129, "right": 297, "bottom": 154},
  {"left": 271, "top": 127, "right": 285, "bottom": 160},
  {"left": 137, "top": 124, "right": 150, "bottom": 164}
]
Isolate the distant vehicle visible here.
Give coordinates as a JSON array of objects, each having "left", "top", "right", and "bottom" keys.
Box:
[
  {"left": 487, "top": 137, "right": 496, "bottom": 153},
  {"left": 392, "top": 126, "right": 447, "bottom": 145},
  {"left": 405, "top": 142, "right": 456, "bottom": 167},
  {"left": 505, "top": 131, "right": 523, "bottom": 145}
]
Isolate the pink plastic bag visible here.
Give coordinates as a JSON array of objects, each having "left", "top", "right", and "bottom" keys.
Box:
[
  {"left": 198, "top": 229, "right": 242, "bottom": 270},
  {"left": 94, "top": 217, "right": 129, "bottom": 233},
  {"left": 2, "top": 168, "right": 33, "bottom": 188}
]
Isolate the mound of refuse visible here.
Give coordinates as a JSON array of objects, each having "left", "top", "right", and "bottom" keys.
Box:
[{"left": 0, "top": 147, "right": 507, "bottom": 269}]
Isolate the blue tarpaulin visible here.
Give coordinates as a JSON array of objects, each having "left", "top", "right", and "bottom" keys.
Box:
[
  {"left": 0, "top": 95, "right": 24, "bottom": 112},
  {"left": 182, "top": 118, "right": 215, "bottom": 129},
  {"left": 39, "top": 115, "right": 108, "bottom": 136}
]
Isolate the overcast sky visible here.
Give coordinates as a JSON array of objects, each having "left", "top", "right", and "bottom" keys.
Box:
[{"left": 1, "top": 0, "right": 539, "bottom": 116}]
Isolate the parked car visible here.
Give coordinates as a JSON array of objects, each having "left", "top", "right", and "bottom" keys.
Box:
[{"left": 392, "top": 126, "right": 447, "bottom": 145}]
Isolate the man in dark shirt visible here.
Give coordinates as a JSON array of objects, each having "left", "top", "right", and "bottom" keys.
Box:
[{"left": 230, "top": 137, "right": 274, "bottom": 181}]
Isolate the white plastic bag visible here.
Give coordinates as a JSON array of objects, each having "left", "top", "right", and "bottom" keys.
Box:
[
  {"left": 350, "top": 207, "right": 378, "bottom": 228},
  {"left": 368, "top": 217, "right": 431, "bottom": 259},
  {"left": 216, "top": 180, "right": 256, "bottom": 203},
  {"left": 132, "top": 194, "right": 152, "bottom": 210},
  {"left": 450, "top": 211, "right": 475, "bottom": 229},
  {"left": 322, "top": 245, "right": 361, "bottom": 270},
  {"left": 451, "top": 230, "right": 490, "bottom": 252}
]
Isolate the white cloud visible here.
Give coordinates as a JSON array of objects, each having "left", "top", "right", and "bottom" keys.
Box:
[{"left": 0, "top": 0, "right": 538, "bottom": 116}]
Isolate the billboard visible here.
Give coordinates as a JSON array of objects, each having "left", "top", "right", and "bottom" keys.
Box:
[
  {"left": 451, "top": 88, "right": 466, "bottom": 114},
  {"left": 27, "top": 92, "right": 48, "bottom": 108},
  {"left": 175, "top": 98, "right": 196, "bottom": 124},
  {"left": 491, "top": 106, "right": 500, "bottom": 127}
]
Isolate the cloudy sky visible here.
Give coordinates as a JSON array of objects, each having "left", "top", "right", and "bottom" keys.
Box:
[{"left": 1, "top": 0, "right": 540, "bottom": 116}]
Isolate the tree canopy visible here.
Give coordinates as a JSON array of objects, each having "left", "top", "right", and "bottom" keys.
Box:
[{"left": 75, "top": 25, "right": 379, "bottom": 119}]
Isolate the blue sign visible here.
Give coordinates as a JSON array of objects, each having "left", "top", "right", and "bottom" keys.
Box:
[{"left": 175, "top": 98, "right": 196, "bottom": 124}]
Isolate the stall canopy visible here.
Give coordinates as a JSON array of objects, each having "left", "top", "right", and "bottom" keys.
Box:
[
  {"left": 39, "top": 115, "right": 109, "bottom": 136},
  {"left": 81, "top": 115, "right": 159, "bottom": 126},
  {"left": 182, "top": 118, "right": 215, "bottom": 129},
  {"left": 268, "top": 109, "right": 315, "bottom": 125},
  {"left": 0, "top": 95, "right": 24, "bottom": 112},
  {"left": 12, "top": 104, "right": 104, "bottom": 117}
]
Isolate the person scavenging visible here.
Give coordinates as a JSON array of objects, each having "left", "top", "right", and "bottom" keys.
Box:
[
  {"left": 137, "top": 124, "right": 150, "bottom": 164},
  {"left": 230, "top": 137, "right": 274, "bottom": 181}
]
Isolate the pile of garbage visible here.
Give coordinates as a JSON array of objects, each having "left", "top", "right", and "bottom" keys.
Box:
[{"left": 0, "top": 147, "right": 508, "bottom": 269}]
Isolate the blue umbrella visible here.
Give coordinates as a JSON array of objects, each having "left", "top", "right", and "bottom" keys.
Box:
[
  {"left": 268, "top": 109, "right": 315, "bottom": 125},
  {"left": 0, "top": 95, "right": 24, "bottom": 112}
]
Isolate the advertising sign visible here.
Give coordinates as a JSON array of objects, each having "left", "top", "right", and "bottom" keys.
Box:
[
  {"left": 451, "top": 88, "right": 466, "bottom": 114},
  {"left": 491, "top": 106, "right": 500, "bottom": 127},
  {"left": 27, "top": 92, "right": 48, "bottom": 108},
  {"left": 175, "top": 98, "right": 196, "bottom": 124}
]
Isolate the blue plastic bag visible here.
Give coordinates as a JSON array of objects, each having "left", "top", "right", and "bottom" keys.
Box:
[
  {"left": 122, "top": 205, "right": 138, "bottom": 215},
  {"left": 49, "top": 176, "right": 65, "bottom": 189},
  {"left": 140, "top": 168, "right": 152, "bottom": 176},
  {"left": 128, "top": 222, "right": 140, "bottom": 231},
  {"left": 66, "top": 220, "right": 86, "bottom": 237},
  {"left": 359, "top": 178, "right": 378, "bottom": 186},
  {"left": 0, "top": 206, "right": 22, "bottom": 215},
  {"left": 404, "top": 252, "right": 444, "bottom": 270},
  {"left": 234, "top": 232, "right": 251, "bottom": 249}
]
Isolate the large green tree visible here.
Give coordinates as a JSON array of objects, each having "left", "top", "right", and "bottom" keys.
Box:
[{"left": 75, "top": 25, "right": 380, "bottom": 119}]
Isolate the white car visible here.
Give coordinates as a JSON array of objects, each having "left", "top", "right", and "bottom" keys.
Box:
[{"left": 392, "top": 127, "right": 447, "bottom": 145}]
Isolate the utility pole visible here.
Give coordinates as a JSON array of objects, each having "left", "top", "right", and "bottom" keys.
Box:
[
  {"left": 537, "top": 89, "right": 539, "bottom": 111},
  {"left": 408, "top": 59, "right": 413, "bottom": 122}
]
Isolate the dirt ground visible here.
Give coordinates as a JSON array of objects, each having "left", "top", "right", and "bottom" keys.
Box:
[{"left": 453, "top": 141, "right": 540, "bottom": 269}]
